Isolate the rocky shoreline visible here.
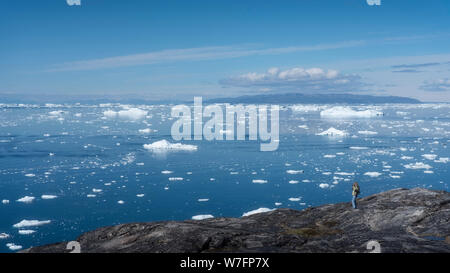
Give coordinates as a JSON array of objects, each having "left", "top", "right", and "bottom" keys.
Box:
[{"left": 23, "top": 188, "right": 450, "bottom": 253}]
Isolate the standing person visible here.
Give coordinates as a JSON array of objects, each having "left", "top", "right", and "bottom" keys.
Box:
[{"left": 352, "top": 182, "right": 360, "bottom": 209}]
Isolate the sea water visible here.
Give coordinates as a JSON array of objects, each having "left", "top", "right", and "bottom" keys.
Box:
[{"left": 0, "top": 103, "right": 449, "bottom": 252}]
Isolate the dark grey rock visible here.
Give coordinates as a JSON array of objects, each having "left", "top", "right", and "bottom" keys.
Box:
[{"left": 22, "top": 188, "right": 450, "bottom": 253}]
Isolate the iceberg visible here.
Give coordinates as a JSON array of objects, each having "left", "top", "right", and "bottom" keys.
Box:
[
  {"left": 242, "top": 208, "right": 274, "bottom": 217},
  {"left": 13, "top": 219, "right": 51, "bottom": 228},
  {"left": 143, "top": 140, "right": 197, "bottom": 152},
  {"left": 316, "top": 127, "right": 348, "bottom": 137},
  {"left": 320, "top": 106, "right": 383, "bottom": 118}
]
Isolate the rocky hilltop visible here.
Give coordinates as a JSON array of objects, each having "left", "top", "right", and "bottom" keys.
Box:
[{"left": 24, "top": 188, "right": 449, "bottom": 253}]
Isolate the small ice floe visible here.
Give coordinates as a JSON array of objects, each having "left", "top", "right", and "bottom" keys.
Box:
[
  {"left": 24, "top": 173, "right": 35, "bottom": 177},
  {"left": 320, "top": 106, "right": 383, "bottom": 118},
  {"left": 161, "top": 170, "right": 173, "bottom": 174},
  {"left": 86, "top": 194, "right": 96, "bottom": 198},
  {"left": 2, "top": 200, "right": 9, "bottom": 204},
  {"left": 422, "top": 154, "right": 437, "bottom": 160},
  {"left": 401, "top": 156, "right": 414, "bottom": 160},
  {"left": 298, "top": 125, "right": 309, "bottom": 129},
  {"left": 389, "top": 175, "right": 401, "bottom": 179},
  {"left": 288, "top": 180, "right": 299, "bottom": 184},
  {"left": 435, "top": 157, "right": 449, "bottom": 163},
  {"left": 92, "top": 188, "right": 102, "bottom": 193},
  {"left": 242, "top": 208, "right": 274, "bottom": 217},
  {"left": 192, "top": 214, "right": 214, "bottom": 220},
  {"left": 143, "top": 140, "right": 197, "bottom": 152},
  {"left": 18, "top": 230, "right": 36, "bottom": 235},
  {"left": 16, "top": 196, "right": 35, "bottom": 203},
  {"left": 41, "top": 195, "right": 57, "bottom": 200},
  {"left": 104, "top": 108, "right": 148, "bottom": 120},
  {"left": 136, "top": 194, "right": 145, "bottom": 198},
  {"left": 117, "top": 200, "right": 125, "bottom": 204},
  {"left": 198, "top": 198, "right": 209, "bottom": 202},
  {"left": 404, "top": 162, "right": 432, "bottom": 170},
  {"left": 6, "top": 243, "right": 22, "bottom": 251},
  {"left": 316, "top": 127, "right": 348, "bottom": 137},
  {"left": 136, "top": 162, "right": 145, "bottom": 166},
  {"left": 139, "top": 128, "right": 152, "bottom": 134},
  {"left": 358, "top": 130, "right": 378, "bottom": 135},
  {"left": 302, "top": 179, "right": 311, "bottom": 183},
  {"left": 210, "top": 178, "right": 215, "bottom": 181},
  {"left": 424, "top": 170, "right": 434, "bottom": 174},
  {"left": 168, "top": 177, "right": 183, "bottom": 181},
  {"left": 322, "top": 172, "right": 332, "bottom": 175},
  {"left": 0, "top": 233, "right": 10, "bottom": 239},
  {"left": 349, "top": 146, "right": 368, "bottom": 150},
  {"left": 323, "top": 154, "right": 336, "bottom": 158},
  {"left": 288, "top": 197, "right": 302, "bottom": 202},
  {"left": 252, "top": 179, "right": 268, "bottom": 184},
  {"left": 319, "top": 183, "right": 330, "bottom": 189},
  {"left": 13, "top": 220, "right": 51, "bottom": 228},
  {"left": 334, "top": 172, "right": 354, "bottom": 176},
  {"left": 275, "top": 202, "right": 282, "bottom": 206},
  {"left": 364, "top": 172, "right": 382, "bottom": 178},
  {"left": 286, "top": 170, "right": 303, "bottom": 174}
]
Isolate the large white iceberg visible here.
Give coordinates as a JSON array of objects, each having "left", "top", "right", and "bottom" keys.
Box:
[
  {"left": 13, "top": 219, "right": 51, "bottom": 228},
  {"left": 320, "top": 106, "right": 383, "bottom": 118},
  {"left": 143, "top": 140, "right": 197, "bottom": 152},
  {"left": 317, "top": 127, "right": 348, "bottom": 137}
]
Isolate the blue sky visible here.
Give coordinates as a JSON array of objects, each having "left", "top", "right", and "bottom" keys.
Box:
[{"left": 1, "top": 0, "right": 450, "bottom": 102}]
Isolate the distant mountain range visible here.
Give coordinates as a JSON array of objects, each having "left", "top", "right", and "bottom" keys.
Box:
[
  {"left": 205, "top": 93, "right": 421, "bottom": 104},
  {"left": 0, "top": 92, "right": 420, "bottom": 105}
]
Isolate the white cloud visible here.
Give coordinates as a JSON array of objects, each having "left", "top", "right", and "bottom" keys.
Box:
[
  {"left": 220, "top": 67, "right": 364, "bottom": 93},
  {"left": 46, "top": 41, "right": 364, "bottom": 72},
  {"left": 66, "top": 0, "right": 81, "bottom": 6},
  {"left": 421, "top": 78, "right": 450, "bottom": 92}
]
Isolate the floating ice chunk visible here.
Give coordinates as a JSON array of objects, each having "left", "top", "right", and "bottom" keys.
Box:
[
  {"left": 136, "top": 194, "right": 145, "bottom": 198},
  {"left": 302, "top": 179, "right": 311, "bottom": 183},
  {"left": 161, "top": 170, "right": 173, "bottom": 174},
  {"left": 322, "top": 172, "right": 332, "bottom": 175},
  {"left": 138, "top": 128, "right": 152, "bottom": 134},
  {"left": 13, "top": 220, "right": 51, "bottom": 228},
  {"left": 86, "top": 194, "right": 96, "bottom": 198},
  {"left": 401, "top": 156, "right": 414, "bottom": 160},
  {"left": 252, "top": 179, "right": 268, "bottom": 184},
  {"left": 358, "top": 130, "right": 378, "bottom": 135},
  {"left": 435, "top": 157, "right": 449, "bottom": 163},
  {"left": 288, "top": 180, "right": 299, "bottom": 184},
  {"left": 24, "top": 173, "right": 35, "bottom": 177},
  {"left": 16, "top": 196, "right": 35, "bottom": 203},
  {"left": 424, "top": 170, "right": 434, "bottom": 174},
  {"left": 404, "top": 162, "right": 432, "bottom": 169},
  {"left": 335, "top": 172, "right": 354, "bottom": 176},
  {"left": 92, "top": 188, "right": 102, "bottom": 193},
  {"left": 143, "top": 140, "right": 197, "bottom": 152},
  {"left": 192, "top": 214, "right": 214, "bottom": 220},
  {"left": 319, "top": 183, "right": 330, "bottom": 189},
  {"left": 320, "top": 106, "right": 383, "bottom": 118},
  {"left": 288, "top": 197, "right": 302, "bottom": 201},
  {"left": 18, "top": 230, "right": 36, "bottom": 235},
  {"left": 364, "top": 172, "right": 382, "bottom": 178},
  {"left": 242, "top": 208, "right": 274, "bottom": 217},
  {"left": 286, "top": 170, "right": 303, "bottom": 174},
  {"left": 117, "top": 200, "right": 125, "bottom": 204},
  {"left": 298, "top": 125, "right": 309, "bottom": 129},
  {"left": 104, "top": 108, "right": 148, "bottom": 120},
  {"left": 0, "top": 233, "right": 10, "bottom": 239},
  {"left": 2, "top": 200, "right": 9, "bottom": 204},
  {"left": 323, "top": 154, "right": 336, "bottom": 158},
  {"left": 316, "top": 127, "right": 348, "bottom": 137},
  {"left": 422, "top": 154, "right": 437, "bottom": 160},
  {"left": 389, "top": 175, "right": 401, "bottom": 179},
  {"left": 41, "top": 195, "right": 57, "bottom": 200},
  {"left": 6, "top": 243, "right": 22, "bottom": 251},
  {"left": 169, "top": 177, "right": 183, "bottom": 181},
  {"left": 275, "top": 202, "right": 282, "bottom": 206},
  {"left": 350, "top": 146, "right": 368, "bottom": 150},
  {"left": 198, "top": 198, "right": 209, "bottom": 202}
]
